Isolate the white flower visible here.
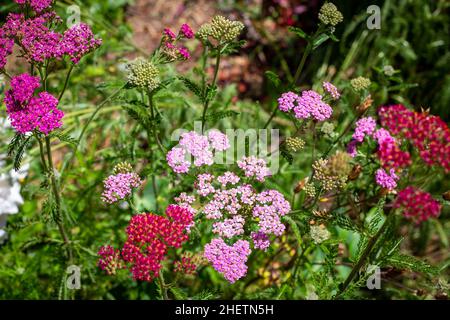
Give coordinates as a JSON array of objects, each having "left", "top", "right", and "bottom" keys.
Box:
[{"left": 310, "top": 224, "right": 331, "bottom": 244}]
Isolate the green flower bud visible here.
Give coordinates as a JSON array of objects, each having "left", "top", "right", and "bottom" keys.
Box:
[
  {"left": 113, "top": 161, "right": 133, "bottom": 174},
  {"left": 127, "top": 58, "right": 160, "bottom": 91},
  {"left": 318, "top": 2, "right": 344, "bottom": 27},
  {"left": 350, "top": 76, "right": 371, "bottom": 91},
  {"left": 285, "top": 137, "right": 305, "bottom": 153}
]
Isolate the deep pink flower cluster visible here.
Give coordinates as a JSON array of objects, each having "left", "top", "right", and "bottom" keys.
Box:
[
  {"left": 174, "top": 254, "right": 197, "bottom": 274},
  {"left": 278, "top": 90, "right": 333, "bottom": 121},
  {"left": 322, "top": 81, "right": 340, "bottom": 100},
  {"left": 394, "top": 187, "right": 441, "bottom": 224},
  {"left": 97, "top": 245, "right": 124, "bottom": 275},
  {"left": 352, "top": 117, "right": 376, "bottom": 142},
  {"left": 204, "top": 238, "right": 251, "bottom": 283},
  {"left": 101, "top": 172, "right": 142, "bottom": 204},
  {"left": 378, "top": 104, "right": 450, "bottom": 172},
  {"left": 167, "top": 130, "right": 230, "bottom": 173},
  {"left": 0, "top": 8, "right": 101, "bottom": 65},
  {"left": 98, "top": 205, "right": 193, "bottom": 282},
  {"left": 237, "top": 156, "right": 271, "bottom": 182},
  {"left": 375, "top": 168, "right": 399, "bottom": 190},
  {"left": 5, "top": 73, "right": 63, "bottom": 134},
  {"left": 14, "top": 0, "right": 53, "bottom": 13},
  {"left": 161, "top": 23, "right": 194, "bottom": 61}
]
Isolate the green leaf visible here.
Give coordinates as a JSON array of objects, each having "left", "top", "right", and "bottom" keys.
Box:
[
  {"left": 204, "top": 110, "right": 239, "bottom": 123},
  {"left": 10, "top": 134, "right": 32, "bottom": 171},
  {"left": 49, "top": 130, "right": 78, "bottom": 147},
  {"left": 169, "top": 286, "right": 187, "bottom": 300},
  {"left": 383, "top": 252, "right": 439, "bottom": 276},
  {"left": 265, "top": 71, "right": 281, "bottom": 88},
  {"left": 288, "top": 26, "right": 308, "bottom": 39},
  {"left": 178, "top": 76, "right": 204, "bottom": 101},
  {"left": 220, "top": 40, "right": 246, "bottom": 55},
  {"left": 283, "top": 216, "right": 302, "bottom": 249},
  {"left": 312, "top": 33, "right": 330, "bottom": 50}
]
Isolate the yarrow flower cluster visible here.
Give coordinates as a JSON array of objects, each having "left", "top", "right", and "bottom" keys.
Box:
[
  {"left": 101, "top": 163, "right": 142, "bottom": 204},
  {"left": 312, "top": 151, "right": 352, "bottom": 191},
  {"left": 5, "top": 73, "right": 63, "bottom": 134},
  {"left": 352, "top": 117, "right": 376, "bottom": 142},
  {"left": 98, "top": 205, "right": 193, "bottom": 282},
  {"left": 0, "top": 9, "right": 101, "bottom": 65},
  {"left": 127, "top": 57, "right": 160, "bottom": 90},
  {"left": 378, "top": 104, "right": 450, "bottom": 172},
  {"left": 204, "top": 238, "right": 251, "bottom": 283},
  {"left": 318, "top": 2, "right": 344, "bottom": 26},
  {"left": 166, "top": 130, "right": 230, "bottom": 173},
  {"left": 285, "top": 137, "right": 305, "bottom": 153},
  {"left": 350, "top": 76, "right": 371, "bottom": 91},
  {"left": 394, "top": 187, "right": 441, "bottom": 224},
  {"left": 172, "top": 153, "right": 291, "bottom": 283},
  {"left": 322, "top": 81, "right": 341, "bottom": 100},
  {"left": 310, "top": 224, "right": 331, "bottom": 244},
  {"left": 278, "top": 89, "right": 333, "bottom": 121},
  {"left": 375, "top": 168, "right": 399, "bottom": 190},
  {"left": 161, "top": 23, "right": 194, "bottom": 61},
  {"left": 14, "top": 0, "right": 53, "bottom": 13},
  {"left": 196, "top": 15, "right": 244, "bottom": 45}
]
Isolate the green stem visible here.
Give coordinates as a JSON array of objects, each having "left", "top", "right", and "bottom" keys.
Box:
[
  {"left": 58, "top": 64, "right": 74, "bottom": 101},
  {"left": 37, "top": 136, "right": 48, "bottom": 173},
  {"left": 158, "top": 271, "right": 169, "bottom": 300},
  {"left": 201, "top": 48, "right": 221, "bottom": 133},
  {"left": 45, "top": 136, "right": 73, "bottom": 263},
  {"left": 148, "top": 90, "right": 165, "bottom": 153},
  {"left": 336, "top": 213, "right": 390, "bottom": 298}
]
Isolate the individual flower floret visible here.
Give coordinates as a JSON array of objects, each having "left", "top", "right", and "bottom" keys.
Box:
[
  {"left": 318, "top": 2, "right": 344, "bottom": 26},
  {"left": 127, "top": 57, "right": 160, "bottom": 91}
]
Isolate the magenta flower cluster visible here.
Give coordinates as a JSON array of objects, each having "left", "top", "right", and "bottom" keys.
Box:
[
  {"left": 166, "top": 130, "right": 230, "bottom": 173},
  {"left": 14, "top": 0, "right": 53, "bottom": 13},
  {"left": 394, "top": 187, "right": 441, "bottom": 224},
  {"left": 101, "top": 172, "right": 142, "bottom": 204},
  {"left": 352, "top": 117, "right": 377, "bottom": 142},
  {"left": 278, "top": 89, "right": 333, "bottom": 121},
  {"left": 161, "top": 23, "right": 194, "bottom": 61},
  {"left": 237, "top": 156, "right": 272, "bottom": 182},
  {"left": 322, "top": 81, "right": 341, "bottom": 100},
  {"left": 5, "top": 73, "right": 63, "bottom": 134},
  {"left": 375, "top": 168, "right": 399, "bottom": 190},
  {"left": 203, "top": 238, "right": 251, "bottom": 283},
  {"left": 0, "top": 7, "right": 101, "bottom": 66}
]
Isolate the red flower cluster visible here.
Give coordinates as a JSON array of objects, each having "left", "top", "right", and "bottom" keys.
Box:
[
  {"left": 98, "top": 205, "right": 193, "bottom": 282},
  {"left": 378, "top": 104, "right": 450, "bottom": 172},
  {"left": 174, "top": 254, "right": 197, "bottom": 275},
  {"left": 98, "top": 245, "right": 123, "bottom": 275},
  {"left": 394, "top": 186, "right": 442, "bottom": 224}
]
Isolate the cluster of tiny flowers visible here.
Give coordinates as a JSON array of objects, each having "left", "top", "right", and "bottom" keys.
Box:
[
  {"left": 196, "top": 15, "right": 244, "bottom": 44},
  {"left": 127, "top": 57, "right": 160, "bottom": 90},
  {"left": 14, "top": 0, "right": 52, "bottom": 13},
  {"left": 97, "top": 245, "right": 124, "bottom": 275},
  {"left": 161, "top": 23, "right": 194, "bottom": 61},
  {"left": 167, "top": 130, "right": 230, "bottom": 173},
  {"left": 318, "top": 2, "right": 344, "bottom": 26},
  {"left": 0, "top": 29, "right": 13, "bottom": 68},
  {"left": 0, "top": 10, "right": 101, "bottom": 65},
  {"left": 348, "top": 118, "right": 411, "bottom": 169},
  {"left": 394, "top": 187, "right": 441, "bottom": 224},
  {"left": 310, "top": 224, "right": 331, "bottom": 244},
  {"left": 378, "top": 104, "right": 450, "bottom": 172},
  {"left": 350, "top": 76, "right": 371, "bottom": 91},
  {"left": 322, "top": 81, "right": 341, "bottom": 100},
  {"left": 251, "top": 231, "right": 270, "bottom": 251},
  {"left": 203, "top": 238, "right": 251, "bottom": 283},
  {"left": 352, "top": 117, "right": 376, "bottom": 142},
  {"left": 5, "top": 73, "right": 63, "bottom": 134},
  {"left": 313, "top": 152, "right": 351, "bottom": 191},
  {"left": 321, "top": 122, "right": 336, "bottom": 137},
  {"left": 278, "top": 90, "right": 333, "bottom": 121},
  {"left": 285, "top": 137, "right": 305, "bottom": 153},
  {"left": 174, "top": 254, "right": 197, "bottom": 275},
  {"left": 98, "top": 205, "right": 193, "bottom": 282},
  {"left": 101, "top": 171, "right": 142, "bottom": 204},
  {"left": 375, "top": 168, "right": 399, "bottom": 190},
  {"left": 237, "top": 156, "right": 271, "bottom": 182}
]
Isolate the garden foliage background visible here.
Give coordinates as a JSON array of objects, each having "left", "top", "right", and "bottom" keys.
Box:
[{"left": 0, "top": 0, "right": 449, "bottom": 299}]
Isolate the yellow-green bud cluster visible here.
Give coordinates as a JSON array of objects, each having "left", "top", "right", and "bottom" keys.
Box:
[
  {"left": 318, "top": 2, "right": 343, "bottom": 27},
  {"left": 313, "top": 152, "right": 351, "bottom": 191},
  {"left": 320, "top": 122, "right": 335, "bottom": 136},
  {"left": 127, "top": 58, "right": 160, "bottom": 91},
  {"left": 310, "top": 224, "right": 331, "bottom": 244},
  {"left": 196, "top": 15, "right": 244, "bottom": 44},
  {"left": 350, "top": 76, "right": 371, "bottom": 91},
  {"left": 113, "top": 161, "right": 133, "bottom": 174},
  {"left": 304, "top": 181, "right": 316, "bottom": 198},
  {"left": 286, "top": 137, "right": 305, "bottom": 153}
]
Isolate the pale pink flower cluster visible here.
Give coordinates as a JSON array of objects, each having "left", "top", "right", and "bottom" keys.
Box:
[
  {"left": 352, "top": 117, "right": 377, "bottom": 142},
  {"left": 322, "top": 81, "right": 341, "bottom": 100},
  {"left": 375, "top": 168, "right": 399, "bottom": 190},
  {"left": 101, "top": 172, "right": 142, "bottom": 204},
  {"left": 251, "top": 231, "right": 270, "bottom": 251},
  {"left": 237, "top": 156, "right": 271, "bottom": 182},
  {"left": 278, "top": 90, "right": 333, "bottom": 121},
  {"left": 166, "top": 130, "right": 230, "bottom": 173},
  {"left": 203, "top": 238, "right": 251, "bottom": 283}
]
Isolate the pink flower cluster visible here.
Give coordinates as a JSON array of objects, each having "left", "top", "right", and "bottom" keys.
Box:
[
  {"left": 251, "top": 231, "right": 270, "bottom": 251},
  {"left": 378, "top": 104, "right": 450, "bottom": 172},
  {"left": 322, "top": 81, "right": 341, "bottom": 100},
  {"left": 375, "top": 168, "right": 399, "bottom": 190},
  {"left": 166, "top": 130, "right": 230, "bottom": 173},
  {"left": 101, "top": 172, "right": 142, "bottom": 204},
  {"left": 161, "top": 23, "right": 194, "bottom": 61},
  {"left": 98, "top": 205, "right": 193, "bottom": 282},
  {"left": 5, "top": 73, "right": 63, "bottom": 134},
  {"left": 394, "top": 187, "right": 441, "bottom": 224},
  {"left": 347, "top": 117, "right": 411, "bottom": 169},
  {"left": 98, "top": 245, "right": 124, "bottom": 275},
  {"left": 14, "top": 0, "right": 53, "bottom": 13},
  {"left": 204, "top": 238, "right": 251, "bottom": 283},
  {"left": 0, "top": 9, "right": 101, "bottom": 65},
  {"left": 237, "top": 156, "right": 271, "bottom": 182},
  {"left": 278, "top": 89, "right": 333, "bottom": 121},
  {"left": 174, "top": 254, "right": 197, "bottom": 274}
]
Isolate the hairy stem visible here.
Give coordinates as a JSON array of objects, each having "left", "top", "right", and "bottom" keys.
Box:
[{"left": 201, "top": 48, "right": 221, "bottom": 133}]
